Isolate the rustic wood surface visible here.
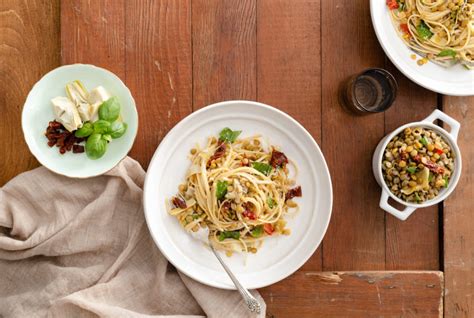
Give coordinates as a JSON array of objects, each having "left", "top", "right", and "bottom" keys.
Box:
[
  {"left": 443, "top": 96, "right": 474, "bottom": 318},
  {"left": 1, "top": 0, "right": 473, "bottom": 317},
  {"left": 260, "top": 271, "right": 444, "bottom": 317},
  {"left": 0, "top": 0, "right": 59, "bottom": 184}
]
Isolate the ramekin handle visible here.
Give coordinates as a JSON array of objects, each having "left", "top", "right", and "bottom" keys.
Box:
[
  {"left": 379, "top": 190, "right": 416, "bottom": 221},
  {"left": 422, "top": 109, "right": 461, "bottom": 141}
]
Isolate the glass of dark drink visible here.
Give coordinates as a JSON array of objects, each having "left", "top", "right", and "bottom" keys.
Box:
[{"left": 340, "top": 68, "right": 398, "bottom": 115}]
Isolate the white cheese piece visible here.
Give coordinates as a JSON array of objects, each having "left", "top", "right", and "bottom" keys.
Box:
[
  {"left": 88, "top": 86, "right": 111, "bottom": 121},
  {"left": 51, "top": 96, "right": 83, "bottom": 132}
]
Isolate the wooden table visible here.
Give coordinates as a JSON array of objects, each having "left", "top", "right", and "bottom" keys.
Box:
[{"left": 1, "top": 1, "right": 472, "bottom": 317}]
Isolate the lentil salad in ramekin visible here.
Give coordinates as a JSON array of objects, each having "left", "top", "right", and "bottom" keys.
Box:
[
  {"left": 372, "top": 110, "right": 461, "bottom": 221},
  {"left": 382, "top": 126, "right": 454, "bottom": 204}
]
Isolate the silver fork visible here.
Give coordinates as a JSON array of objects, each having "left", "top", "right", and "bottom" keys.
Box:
[{"left": 191, "top": 227, "right": 262, "bottom": 314}]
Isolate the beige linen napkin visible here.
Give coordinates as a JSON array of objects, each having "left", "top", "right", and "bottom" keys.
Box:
[{"left": 0, "top": 157, "right": 266, "bottom": 318}]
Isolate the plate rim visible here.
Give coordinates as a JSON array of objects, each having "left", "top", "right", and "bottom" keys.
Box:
[
  {"left": 21, "top": 63, "right": 139, "bottom": 179},
  {"left": 370, "top": 0, "right": 474, "bottom": 96},
  {"left": 143, "top": 100, "right": 333, "bottom": 289}
]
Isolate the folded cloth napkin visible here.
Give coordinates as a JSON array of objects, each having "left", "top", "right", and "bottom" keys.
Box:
[{"left": 0, "top": 157, "right": 266, "bottom": 318}]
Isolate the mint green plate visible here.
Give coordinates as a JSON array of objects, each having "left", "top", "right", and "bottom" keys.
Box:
[{"left": 22, "top": 64, "right": 138, "bottom": 178}]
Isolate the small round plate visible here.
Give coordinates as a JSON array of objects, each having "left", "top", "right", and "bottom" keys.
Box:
[
  {"left": 143, "top": 100, "right": 333, "bottom": 289},
  {"left": 22, "top": 64, "right": 138, "bottom": 178},
  {"left": 370, "top": 0, "right": 474, "bottom": 96}
]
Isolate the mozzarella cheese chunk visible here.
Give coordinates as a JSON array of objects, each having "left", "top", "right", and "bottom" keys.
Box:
[
  {"left": 51, "top": 96, "right": 83, "bottom": 132},
  {"left": 88, "top": 86, "right": 111, "bottom": 121}
]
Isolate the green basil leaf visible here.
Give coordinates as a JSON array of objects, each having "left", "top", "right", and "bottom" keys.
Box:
[
  {"left": 108, "top": 121, "right": 128, "bottom": 139},
  {"left": 102, "top": 134, "right": 112, "bottom": 143},
  {"left": 438, "top": 49, "right": 457, "bottom": 59},
  {"left": 218, "top": 230, "right": 240, "bottom": 241},
  {"left": 85, "top": 133, "right": 107, "bottom": 160},
  {"left": 420, "top": 136, "right": 428, "bottom": 146},
  {"left": 75, "top": 122, "right": 93, "bottom": 138},
  {"left": 406, "top": 166, "right": 417, "bottom": 174},
  {"left": 251, "top": 225, "right": 264, "bottom": 238},
  {"left": 216, "top": 180, "right": 228, "bottom": 200},
  {"left": 443, "top": 177, "right": 449, "bottom": 188},
  {"left": 98, "top": 96, "right": 121, "bottom": 122},
  {"left": 218, "top": 127, "right": 241, "bottom": 143},
  {"left": 416, "top": 20, "right": 433, "bottom": 40},
  {"left": 93, "top": 120, "right": 111, "bottom": 134},
  {"left": 266, "top": 197, "right": 276, "bottom": 209},
  {"left": 252, "top": 162, "right": 272, "bottom": 176}
]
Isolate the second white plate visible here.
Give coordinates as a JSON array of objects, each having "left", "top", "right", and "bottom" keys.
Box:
[
  {"left": 370, "top": 0, "right": 474, "bottom": 96},
  {"left": 143, "top": 100, "right": 333, "bottom": 289}
]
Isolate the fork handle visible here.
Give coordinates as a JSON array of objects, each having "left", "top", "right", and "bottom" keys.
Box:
[{"left": 210, "top": 245, "right": 261, "bottom": 314}]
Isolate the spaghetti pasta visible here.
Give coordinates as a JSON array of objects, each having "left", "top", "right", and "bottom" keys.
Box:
[
  {"left": 167, "top": 128, "right": 302, "bottom": 256},
  {"left": 387, "top": 0, "right": 474, "bottom": 68}
]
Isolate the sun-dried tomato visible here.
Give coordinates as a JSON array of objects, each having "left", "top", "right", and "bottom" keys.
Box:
[
  {"left": 270, "top": 150, "right": 288, "bottom": 168},
  {"left": 285, "top": 186, "right": 302, "bottom": 201}
]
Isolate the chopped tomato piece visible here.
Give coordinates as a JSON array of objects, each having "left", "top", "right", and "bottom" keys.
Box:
[
  {"left": 400, "top": 23, "right": 409, "bottom": 34},
  {"left": 242, "top": 210, "right": 256, "bottom": 220},
  {"left": 386, "top": 0, "right": 399, "bottom": 10},
  {"left": 435, "top": 148, "right": 444, "bottom": 155},
  {"left": 263, "top": 223, "right": 274, "bottom": 235}
]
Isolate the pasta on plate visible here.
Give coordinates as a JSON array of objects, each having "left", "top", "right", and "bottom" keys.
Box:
[
  {"left": 167, "top": 128, "right": 302, "bottom": 256},
  {"left": 387, "top": 0, "right": 474, "bottom": 68}
]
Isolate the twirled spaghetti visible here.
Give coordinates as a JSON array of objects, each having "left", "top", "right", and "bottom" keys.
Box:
[
  {"left": 167, "top": 128, "right": 302, "bottom": 255},
  {"left": 387, "top": 0, "right": 473, "bottom": 68}
]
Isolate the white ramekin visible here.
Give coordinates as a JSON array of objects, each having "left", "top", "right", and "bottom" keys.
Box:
[{"left": 372, "top": 109, "right": 462, "bottom": 221}]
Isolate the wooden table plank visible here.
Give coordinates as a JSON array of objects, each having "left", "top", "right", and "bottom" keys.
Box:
[
  {"left": 260, "top": 271, "right": 443, "bottom": 317},
  {"left": 256, "top": 0, "right": 322, "bottom": 271},
  {"left": 125, "top": 0, "right": 192, "bottom": 168},
  {"left": 61, "top": 0, "right": 125, "bottom": 78},
  {"left": 443, "top": 96, "right": 474, "bottom": 318},
  {"left": 384, "top": 64, "right": 440, "bottom": 270},
  {"left": 0, "top": 0, "right": 60, "bottom": 186},
  {"left": 321, "top": 0, "right": 386, "bottom": 270},
  {"left": 192, "top": 0, "right": 257, "bottom": 110}
]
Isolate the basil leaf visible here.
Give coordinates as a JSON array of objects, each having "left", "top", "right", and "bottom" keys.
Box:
[
  {"left": 218, "top": 127, "right": 241, "bottom": 143},
  {"left": 406, "top": 166, "right": 417, "bottom": 174},
  {"left": 102, "top": 134, "right": 112, "bottom": 143},
  {"left": 85, "top": 133, "right": 107, "bottom": 159},
  {"left": 438, "top": 49, "right": 457, "bottom": 59},
  {"left": 93, "top": 120, "right": 111, "bottom": 134},
  {"left": 216, "top": 180, "right": 228, "bottom": 200},
  {"left": 252, "top": 162, "right": 272, "bottom": 176},
  {"left": 420, "top": 136, "right": 428, "bottom": 146},
  {"left": 75, "top": 122, "right": 93, "bottom": 138},
  {"left": 416, "top": 21, "right": 433, "bottom": 40},
  {"left": 218, "top": 230, "right": 240, "bottom": 241},
  {"left": 266, "top": 197, "right": 276, "bottom": 209},
  {"left": 251, "top": 225, "right": 264, "bottom": 238},
  {"left": 98, "top": 96, "right": 121, "bottom": 122},
  {"left": 109, "top": 121, "right": 128, "bottom": 139}
]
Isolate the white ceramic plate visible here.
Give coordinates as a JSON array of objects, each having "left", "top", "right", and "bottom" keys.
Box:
[
  {"left": 370, "top": 0, "right": 474, "bottom": 96},
  {"left": 143, "top": 100, "right": 333, "bottom": 289},
  {"left": 22, "top": 64, "right": 138, "bottom": 178}
]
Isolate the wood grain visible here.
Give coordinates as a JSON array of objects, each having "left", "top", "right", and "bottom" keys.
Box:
[
  {"left": 0, "top": 0, "right": 60, "bottom": 186},
  {"left": 384, "top": 64, "right": 439, "bottom": 270},
  {"left": 192, "top": 0, "right": 256, "bottom": 109},
  {"left": 61, "top": 0, "right": 125, "bottom": 78},
  {"left": 261, "top": 271, "right": 443, "bottom": 317},
  {"left": 443, "top": 96, "right": 474, "bottom": 318},
  {"left": 321, "top": 0, "right": 386, "bottom": 270},
  {"left": 125, "top": 0, "right": 192, "bottom": 168},
  {"left": 256, "top": 0, "right": 322, "bottom": 271}
]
